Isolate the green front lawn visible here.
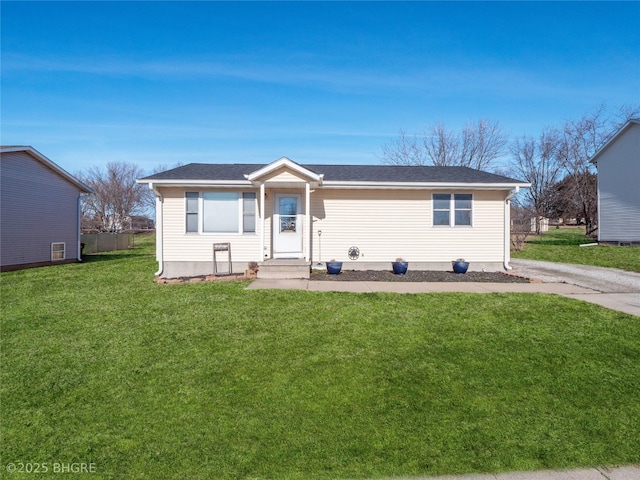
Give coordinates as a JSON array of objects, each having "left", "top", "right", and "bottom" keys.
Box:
[
  {"left": 2, "top": 235, "right": 639, "bottom": 479},
  {"left": 513, "top": 227, "right": 640, "bottom": 272}
]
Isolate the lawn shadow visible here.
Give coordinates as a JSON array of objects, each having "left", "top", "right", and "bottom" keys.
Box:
[
  {"left": 82, "top": 251, "right": 153, "bottom": 263},
  {"left": 525, "top": 239, "right": 588, "bottom": 246}
]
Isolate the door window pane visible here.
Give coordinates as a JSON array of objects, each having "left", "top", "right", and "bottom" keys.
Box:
[
  {"left": 279, "top": 197, "right": 297, "bottom": 232},
  {"left": 280, "top": 216, "right": 296, "bottom": 232},
  {"left": 279, "top": 197, "right": 297, "bottom": 215}
]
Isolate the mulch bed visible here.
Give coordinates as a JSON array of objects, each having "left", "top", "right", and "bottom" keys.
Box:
[
  {"left": 310, "top": 269, "right": 530, "bottom": 283},
  {"left": 156, "top": 270, "right": 530, "bottom": 284}
]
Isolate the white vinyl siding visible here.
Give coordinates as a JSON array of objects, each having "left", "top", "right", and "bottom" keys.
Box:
[
  {"left": 426, "top": 191, "right": 503, "bottom": 261},
  {"left": 163, "top": 188, "right": 261, "bottom": 262},
  {"left": 161, "top": 187, "right": 507, "bottom": 265},
  {"left": 311, "top": 189, "right": 504, "bottom": 263},
  {"left": 310, "top": 189, "right": 428, "bottom": 262}
]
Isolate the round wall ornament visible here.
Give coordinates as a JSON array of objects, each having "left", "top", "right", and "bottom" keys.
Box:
[{"left": 348, "top": 246, "right": 360, "bottom": 260}]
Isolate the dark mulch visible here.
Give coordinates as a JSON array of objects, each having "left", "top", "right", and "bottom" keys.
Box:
[{"left": 310, "top": 269, "right": 530, "bottom": 283}]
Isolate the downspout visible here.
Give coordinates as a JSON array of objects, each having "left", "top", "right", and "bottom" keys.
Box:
[
  {"left": 503, "top": 186, "right": 519, "bottom": 270},
  {"left": 305, "top": 182, "right": 310, "bottom": 262},
  {"left": 149, "top": 183, "right": 164, "bottom": 276},
  {"left": 259, "top": 182, "right": 265, "bottom": 260}
]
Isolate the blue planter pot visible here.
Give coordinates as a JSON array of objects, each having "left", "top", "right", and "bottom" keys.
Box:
[
  {"left": 452, "top": 261, "right": 469, "bottom": 274},
  {"left": 392, "top": 261, "right": 408, "bottom": 275},
  {"left": 326, "top": 262, "right": 343, "bottom": 275}
]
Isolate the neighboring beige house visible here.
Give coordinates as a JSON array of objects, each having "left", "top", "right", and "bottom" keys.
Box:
[
  {"left": 1, "top": 146, "right": 93, "bottom": 271},
  {"left": 589, "top": 119, "right": 640, "bottom": 245},
  {"left": 138, "top": 157, "right": 530, "bottom": 278}
]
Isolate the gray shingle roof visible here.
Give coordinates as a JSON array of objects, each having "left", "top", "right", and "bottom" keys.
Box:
[{"left": 141, "top": 163, "right": 526, "bottom": 184}]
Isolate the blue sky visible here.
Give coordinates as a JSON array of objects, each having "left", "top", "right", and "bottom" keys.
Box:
[{"left": 2, "top": 1, "right": 638, "bottom": 174}]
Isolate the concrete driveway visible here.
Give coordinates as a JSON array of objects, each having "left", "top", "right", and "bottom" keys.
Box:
[{"left": 510, "top": 259, "right": 640, "bottom": 317}]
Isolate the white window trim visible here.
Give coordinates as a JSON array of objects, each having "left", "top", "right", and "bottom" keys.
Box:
[
  {"left": 432, "top": 193, "right": 474, "bottom": 227},
  {"left": 185, "top": 192, "right": 199, "bottom": 234},
  {"left": 185, "top": 191, "right": 257, "bottom": 235},
  {"left": 51, "top": 242, "right": 66, "bottom": 261}
]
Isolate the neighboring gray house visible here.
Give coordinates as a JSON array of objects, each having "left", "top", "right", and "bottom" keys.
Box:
[
  {"left": 1, "top": 146, "right": 93, "bottom": 271},
  {"left": 589, "top": 119, "right": 640, "bottom": 245}
]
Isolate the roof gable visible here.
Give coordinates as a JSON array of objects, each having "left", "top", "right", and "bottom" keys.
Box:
[
  {"left": 0, "top": 146, "right": 93, "bottom": 193},
  {"left": 246, "top": 157, "right": 323, "bottom": 184},
  {"left": 589, "top": 119, "right": 640, "bottom": 165}
]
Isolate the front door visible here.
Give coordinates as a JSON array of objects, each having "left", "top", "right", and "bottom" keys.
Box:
[{"left": 273, "top": 194, "right": 303, "bottom": 258}]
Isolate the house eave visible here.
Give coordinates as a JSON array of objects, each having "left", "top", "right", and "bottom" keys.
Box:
[
  {"left": 321, "top": 181, "right": 531, "bottom": 190},
  {"left": 136, "top": 179, "right": 254, "bottom": 188},
  {"left": 1, "top": 145, "right": 93, "bottom": 193},
  {"left": 136, "top": 179, "right": 530, "bottom": 190}
]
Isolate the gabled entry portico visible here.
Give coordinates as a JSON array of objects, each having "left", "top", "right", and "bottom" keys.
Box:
[{"left": 245, "top": 157, "right": 323, "bottom": 263}]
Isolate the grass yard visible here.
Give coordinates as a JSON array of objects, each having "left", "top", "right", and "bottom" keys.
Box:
[
  {"left": 2, "top": 234, "right": 639, "bottom": 479},
  {"left": 513, "top": 227, "right": 640, "bottom": 272}
]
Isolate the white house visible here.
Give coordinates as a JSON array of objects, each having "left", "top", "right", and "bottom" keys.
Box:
[
  {"left": 138, "top": 157, "right": 530, "bottom": 278},
  {"left": 1, "top": 146, "right": 93, "bottom": 271},
  {"left": 589, "top": 119, "right": 640, "bottom": 245}
]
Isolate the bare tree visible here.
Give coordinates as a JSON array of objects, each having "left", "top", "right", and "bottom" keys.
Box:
[
  {"left": 460, "top": 119, "right": 509, "bottom": 170},
  {"left": 509, "top": 129, "right": 562, "bottom": 234},
  {"left": 380, "top": 129, "right": 428, "bottom": 166},
  {"left": 547, "top": 171, "right": 597, "bottom": 226},
  {"left": 555, "top": 104, "right": 639, "bottom": 234},
  {"left": 78, "top": 162, "right": 148, "bottom": 232},
  {"left": 422, "top": 122, "right": 460, "bottom": 166},
  {"left": 510, "top": 203, "right": 536, "bottom": 251},
  {"left": 382, "top": 118, "right": 508, "bottom": 171}
]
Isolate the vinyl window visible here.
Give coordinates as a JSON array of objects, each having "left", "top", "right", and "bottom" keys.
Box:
[
  {"left": 185, "top": 192, "right": 256, "bottom": 234},
  {"left": 433, "top": 194, "right": 473, "bottom": 227},
  {"left": 186, "top": 192, "right": 199, "bottom": 233},
  {"left": 51, "top": 242, "right": 65, "bottom": 261}
]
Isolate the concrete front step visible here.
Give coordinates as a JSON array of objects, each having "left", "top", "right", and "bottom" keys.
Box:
[{"left": 257, "top": 259, "right": 310, "bottom": 279}]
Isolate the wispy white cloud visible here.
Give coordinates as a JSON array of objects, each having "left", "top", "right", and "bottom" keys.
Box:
[
  {"left": 4, "top": 52, "right": 608, "bottom": 102},
  {"left": 3, "top": 53, "right": 416, "bottom": 91}
]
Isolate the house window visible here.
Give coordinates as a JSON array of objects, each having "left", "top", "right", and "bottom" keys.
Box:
[
  {"left": 51, "top": 242, "right": 65, "bottom": 261},
  {"left": 186, "top": 191, "right": 256, "bottom": 234},
  {"left": 203, "top": 192, "right": 239, "bottom": 233},
  {"left": 243, "top": 192, "right": 256, "bottom": 233},
  {"left": 433, "top": 194, "right": 472, "bottom": 226},
  {"left": 186, "top": 192, "right": 199, "bottom": 233}
]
